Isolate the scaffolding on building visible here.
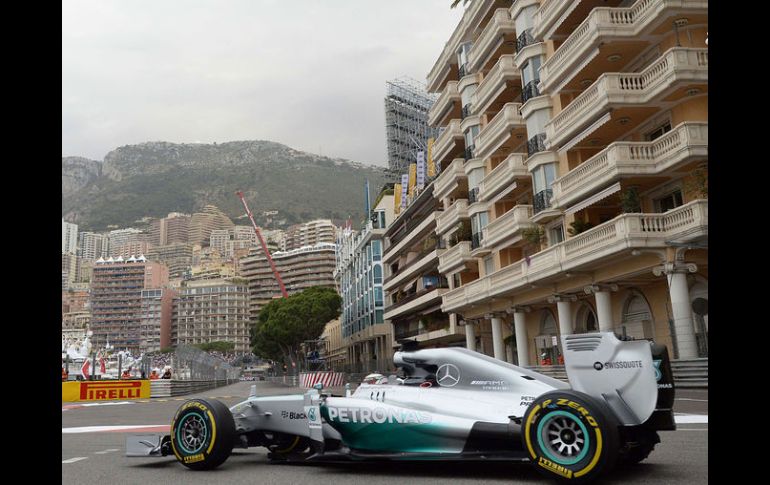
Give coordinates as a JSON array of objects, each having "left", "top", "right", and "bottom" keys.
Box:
[{"left": 384, "top": 77, "right": 440, "bottom": 179}]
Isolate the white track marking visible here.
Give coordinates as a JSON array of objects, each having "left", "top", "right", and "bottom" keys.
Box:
[
  {"left": 94, "top": 448, "right": 120, "bottom": 454},
  {"left": 62, "top": 457, "right": 88, "bottom": 464},
  {"left": 62, "top": 425, "right": 169, "bottom": 434},
  {"left": 676, "top": 428, "right": 709, "bottom": 431},
  {"left": 675, "top": 398, "right": 708, "bottom": 402},
  {"left": 674, "top": 414, "right": 708, "bottom": 424}
]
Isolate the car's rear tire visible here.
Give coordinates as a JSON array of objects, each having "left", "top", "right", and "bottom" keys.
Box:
[
  {"left": 522, "top": 390, "right": 619, "bottom": 483},
  {"left": 170, "top": 398, "right": 235, "bottom": 470}
]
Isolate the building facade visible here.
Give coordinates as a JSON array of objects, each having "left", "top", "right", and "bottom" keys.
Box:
[
  {"left": 78, "top": 232, "right": 110, "bottom": 261},
  {"left": 285, "top": 220, "right": 336, "bottom": 251},
  {"left": 240, "top": 242, "right": 337, "bottom": 319},
  {"left": 151, "top": 212, "right": 191, "bottom": 246},
  {"left": 335, "top": 192, "right": 395, "bottom": 373},
  {"left": 147, "top": 243, "right": 194, "bottom": 279},
  {"left": 139, "top": 288, "right": 176, "bottom": 353},
  {"left": 382, "top": 183, "right": 463, "bottom": 352},
  {"left": 189, "top": 205, "right": 234, "bottom": 247},
  {"left": 425, "top": 0, "right": 708, "bottom": 363},
  {"left": 172, "top": 278, "right": 251, "bottom": 353},
  {"left": 62, "top": 219, "right": 78, "bottom": 254},
  {"left": 89, "top": 258, "right": 169, "bottom": 352}
]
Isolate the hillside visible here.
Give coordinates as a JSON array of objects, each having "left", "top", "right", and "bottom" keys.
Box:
[{"left": 62, "top": 140, "right": 388, "bottom": 231}]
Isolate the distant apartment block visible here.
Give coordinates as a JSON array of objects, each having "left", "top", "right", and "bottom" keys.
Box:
[
  {"left": 139, "top": 288, "right": 176, "bottom": 353},
  {"left": 147, "top": 243, "right": 194, "bottom": 279},
  {"left": 62, "top": 219, "right": 78, "bottom": 254},
  {"left": 89, "top": 257, "right": 169, "bottom": 352},
  {"left": 240, "top": 242, "right": 337, "bottom": 319},
  {"left": 285, "top": 220, "right": 336, "bottom": 251},
  {"left": 78, "top": 232, "right": 110, "bottom": 260},
  {"left": 189, "top": 205, "right": 234, "bottom": 246},
  {"left": 151, "top": 212, "right": 191, "bottom": 246},
  {"left": 172, "top": 278, "right": 251, "bottom": 353}
]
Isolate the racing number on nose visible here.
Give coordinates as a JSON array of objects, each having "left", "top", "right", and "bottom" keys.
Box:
[{"left": 437, "top": 364, "right": 460, "bottom": 387}]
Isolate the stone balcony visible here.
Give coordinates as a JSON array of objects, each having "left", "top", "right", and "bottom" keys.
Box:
[
  {"left": 385, "top": 288, "right": 449, "bottom": 321},
  {"left": 436, "top": 199, "right": 470, "bottom": 236},
  {"left": 438, "top": 241, "right": 474, "bottom": 275},
  {"left": 538, "top": 0, "right": 709, "bottom": 93},
  {"left": 433, "top": 158, "right": 467, "bottom": 202},
  {"left": 482, "top": 205, "right": 535, "bottom": 249},
  {"left": 477, "top": 152, "right": 528, "bottom": 202},
  {"left": 545, "top": 47, "right": 708, "bottom": 150},
  {"left": 467, "top": 8, "right": 516, "bottom": 73},
  {"left": 442, "top": 199, "right": 708, "bottom": 313},
  {"left": 383, "top": 248, "right": 444, "bottom": 293},
  {"left": 474, "top": 102, "right": 525, "bottom": 161},
  {"left": 433, "top": 119, "right": 464, "bottom": 167},
  {"left": 552, "top": 122, "right": 708, "bottom": 208},
  {"left": 472, "top": 55, "right": 520, "bottom": 117},
  {"left": 428, "top": 81, "right": 461, "bottom": 127}
]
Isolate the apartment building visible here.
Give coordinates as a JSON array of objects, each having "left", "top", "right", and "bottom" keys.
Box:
[
  {"left": 147, "top": 242, "right": 194, "bottom": 279},
  {"left": 426, "top": 0, "right": 708, "bottom": 364},
  {"left": 62, "top": 219, "right": 78, "bottom": 254},
  {"left": 150, "top": 212, "right": 191, "bottom": 246},
  {"left": 89, "top": 257, "right": 169, "bottom": 352},
  {"left": 382, "top": 183, "right": 465, "bottom": 350},
  {"left": 285, "top": 220, "right": 336, "bottom": 251},
  {"left": 189, "top": 205, "right": 234, "bottom": 247},
  {"left": 335, "top": 191, "right": 395, "bottom": 373},
  {"left": 240, "top": 242, "right": 337, "bottom": 319},
  {"left": 172, "top": 278, "right": 251, "bottom": 353},
  {"left": 138, "top": 288, "right": 176, "bottom": 353},
  {"left": 78, "top": 232, "right": 110, "bottom": 260}
]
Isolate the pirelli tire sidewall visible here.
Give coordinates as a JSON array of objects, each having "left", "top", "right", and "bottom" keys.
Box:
[
  {"left": 522, "top": 390, "right": 619, "bottom": 483},
  {"left": 170, "top": 398, "right": 236, "bottom": 470}
]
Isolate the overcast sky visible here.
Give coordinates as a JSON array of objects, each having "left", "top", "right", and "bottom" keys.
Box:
[{"left": 62, "top": 0, "right": 464, "bottom": 166}]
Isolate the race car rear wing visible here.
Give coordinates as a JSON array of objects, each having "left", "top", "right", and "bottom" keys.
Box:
[{"left": 562, "top": 332, "right": 660, "bottom": 426}]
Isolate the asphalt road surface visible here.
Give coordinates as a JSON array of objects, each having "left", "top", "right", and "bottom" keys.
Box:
[{"left": 62, "top": 381, "right": 708, "bottom": 484}]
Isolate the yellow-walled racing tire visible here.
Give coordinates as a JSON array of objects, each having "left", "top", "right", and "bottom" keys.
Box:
[
  {"left": 522, "top": 390, "right": 620, "bottom": 483},
  {"left": 170, "top": 398, "right": 236, "bottom": 470}
]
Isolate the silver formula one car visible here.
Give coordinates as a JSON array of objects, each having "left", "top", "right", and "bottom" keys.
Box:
[{"left": 127, "top": 332, "right": 676, "bottom": 483}]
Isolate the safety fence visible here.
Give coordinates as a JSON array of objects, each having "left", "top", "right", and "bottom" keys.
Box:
[
  {"left": 299, "top": 371, "right": 345, "bottom": 388},
  {"left": 169, "top": 345, "right": 241, "bottom": 381},
  {"left": 149, "top": 378, "right": 240, "bottom": 398}
]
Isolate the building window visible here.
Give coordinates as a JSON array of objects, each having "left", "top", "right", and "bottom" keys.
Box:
[
  {"left": 654, "top": 189, "right": 683, "bottom": 212},
  {"left": 483, "top": 255, "right": 495, "bottom": 275},
  {"left": 549, "top": 223, "right": 564, "bottom": 244},
  {"left": 645, "top": 121, "right": 672, "bottom": 141}
]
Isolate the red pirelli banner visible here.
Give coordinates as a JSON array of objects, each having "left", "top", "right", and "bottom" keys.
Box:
[{"left": 62, "top": 380, "right": 151, "bottom": 402}]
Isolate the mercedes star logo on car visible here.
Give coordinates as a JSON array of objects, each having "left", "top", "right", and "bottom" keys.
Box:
[{"left": 437, "top": 363, "right": 461, "bottom": 387}]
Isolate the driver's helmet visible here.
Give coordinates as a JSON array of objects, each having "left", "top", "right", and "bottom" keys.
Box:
[{"left": 362, "top": 373, "right": 387, "bottom": 385}]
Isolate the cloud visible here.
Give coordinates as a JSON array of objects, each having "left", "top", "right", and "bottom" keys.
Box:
[{"left": 62, "top": 0, "right": 464, "bottom": 166}]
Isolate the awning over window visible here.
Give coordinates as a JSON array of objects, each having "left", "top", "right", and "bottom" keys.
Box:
[
  {"left": 559, "top": 111, "right": 612, "bottom": 153},
  {"left": 565, "top": 181, "right": 621, "bottom": 215}
]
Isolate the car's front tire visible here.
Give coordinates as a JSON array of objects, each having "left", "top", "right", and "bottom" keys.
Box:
[
  {"left": 522, "top": 390, "right": 619, "bottom": 483},
  {"left": 170, "top": 398, "right": 235, "bottom": 470}
]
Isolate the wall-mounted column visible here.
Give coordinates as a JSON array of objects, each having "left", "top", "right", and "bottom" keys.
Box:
[
  {"left": 584, "top": 284, "right": 618, "bottom": 332},
  {"left": 464, "top": 319, "right": 477, "bottom": 351},
  {"left": 486, "top": 313, "right": 506, "bottom": 360},
  {"left": 508, "top": 306, "right": 531, "bottom": 367},
  {"left": 549, "top": 295, "right": 577, "bottom": 337},
  {"left": 654, "top": 263, "right": 699, "bottom": 359}
]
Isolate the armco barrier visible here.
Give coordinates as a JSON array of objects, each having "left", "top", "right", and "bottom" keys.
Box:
[
  {"left": 62, "top": 380, "right": 151, "bottom": 402},
  {"left": 150, "top": 378, "right": 239, "bottom": 398}
]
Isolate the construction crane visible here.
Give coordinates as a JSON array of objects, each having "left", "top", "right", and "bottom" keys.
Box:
[{"left": 235, "top": 191, "right": 289, "bottom": 298}]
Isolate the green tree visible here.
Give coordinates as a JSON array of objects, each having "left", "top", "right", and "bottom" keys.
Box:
[{"left": 250, "top": 287, "right": 341, "bottom": 371}]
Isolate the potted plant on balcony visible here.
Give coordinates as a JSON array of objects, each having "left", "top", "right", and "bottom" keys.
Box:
[
  {"left": 522, "top": 225, "right": 546, "bottom": 246},
  {"left": 567, "top": 218, "right": 594, "bottom": 236},
  {"left": 685, "top": 164, "right": 708, "bottom": 199},
  {"left": 449, "top": 221, "right": 472, "bottom": 247},
  {"left": 620, "top": 187, "right": 642, "bottom": 213}
]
